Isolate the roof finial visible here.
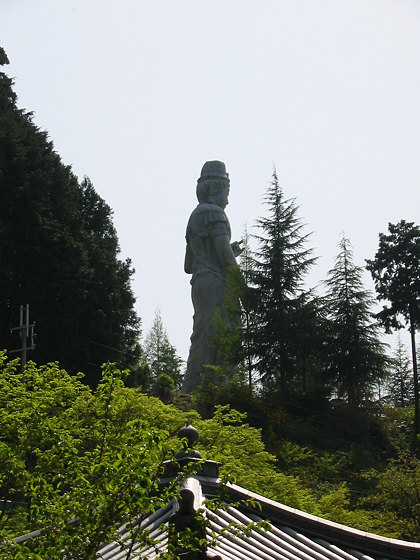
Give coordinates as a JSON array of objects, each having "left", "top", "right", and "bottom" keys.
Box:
[{"left": 175, "top": 422, "right": 202, "bottom": 459}]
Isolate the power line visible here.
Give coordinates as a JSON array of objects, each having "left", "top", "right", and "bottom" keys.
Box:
[{"left": 89, "top": 340, "right": 138, "bottom": 359}]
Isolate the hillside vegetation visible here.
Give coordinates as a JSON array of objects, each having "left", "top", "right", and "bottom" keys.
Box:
[{"left": 0, "top": 356, "right": 419, "bottom": 555}]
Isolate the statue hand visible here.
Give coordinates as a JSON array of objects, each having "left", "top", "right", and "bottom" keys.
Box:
[{"left": 231, "top": 240, "right": 243, "bottom": 257}]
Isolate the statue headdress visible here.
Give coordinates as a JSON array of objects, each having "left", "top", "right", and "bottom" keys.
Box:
[{"left": 196, "top": 160, "right": 229, "bottom": 203}]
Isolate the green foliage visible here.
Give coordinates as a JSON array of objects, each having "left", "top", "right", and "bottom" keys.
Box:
[
  {"left": 1, "top": 351, "right": 419, "bottom": 549},
  {"left": 0, "top": 47, "right": 9, "bottom": 66},
  {"left": 238, "top": 226, "right": 258, "bottom": 389},
  {"left": 317, "top": 484, "right": 399, "bottom": 538},
  {"left": 0, "top": 354, "right": 91, "bottom": 519},
  {"left": 277, "top": 441, "right": 350, "bottom": 490},
  {"left": 0, "top": 50, "right": 140, "bottom": 385},
  {"left": 359, "top": 453, "right": 420, "bottom": 540},
  {"left": 366, "top": 220, "right": 420, "bottom": 332},
  {"left": 382, "top": 405, "right": 415, "bottom": 452},
  {"left": 247, "top": 170, "right": 318, "bottom": 394},
  {"left": 143, "top": 308, "right": 183, "bottom": 397},
  {"left": 386, "top": 337, "right": 415, "bottom": 407},
  {"left": 211, "top": 266, "right": 247, "bottom": 386},
  {"left": 275, "top": 434, "right": 416, "bottom": 539},
  {"left": 367, "top": 220, "right": 420, "bottom": 434},
  {"left": 0, "top": 356, "right": 313, "bottom": 555},
  {"left": 195, "top": 405, "right": 320, "bottom": 514},
  {"left": 0, "top": 356, "right": 181, "bottom": 558},
  {"left": 323, "top": 235, "right": 390, "bottom": 405}
]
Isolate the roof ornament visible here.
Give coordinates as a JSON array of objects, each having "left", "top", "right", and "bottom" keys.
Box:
[{"left": 175, "top": 421, "right": 202, "bottom": 460}]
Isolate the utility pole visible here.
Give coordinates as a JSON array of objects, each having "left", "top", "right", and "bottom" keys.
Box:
[{"left": 10, "top": 304, "right": 36, "bottom": 373}]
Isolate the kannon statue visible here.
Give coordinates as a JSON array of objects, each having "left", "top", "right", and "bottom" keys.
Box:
[{"left": 182, "top": 161, "right": 242, "bottom": 392}]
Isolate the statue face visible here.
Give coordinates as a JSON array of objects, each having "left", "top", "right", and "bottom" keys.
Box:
[{"left": 213, "top": 185, "right": 229, "bottom": 209}]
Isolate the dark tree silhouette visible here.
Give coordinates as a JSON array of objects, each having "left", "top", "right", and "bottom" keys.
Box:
[
  {"left": 366, "top": 220, "right": 420, "bottom": 434},
  {"left": 0, "top": 49, "right": 141, "bottom": 385},
  {"left": 249, "top": 170, "right": 317, "bottom": 395},
  {"left": 323, "top": 235, "right": 389, "bottom": 405}
]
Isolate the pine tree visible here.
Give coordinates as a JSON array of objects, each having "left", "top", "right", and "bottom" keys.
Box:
[
  {"left": 323, "top": 235, "right": 389, "bottom": 405},
  {"left": 249, "top": 170, "right": 317, "bottom": 395},
  {"left": 144, "top": 308, "right": 183, "bottom": 397},
  {"left": 386, "top": 337, "right": 415, "bottom": 408},
  {"left": 0, "top": 49, "right": 141, "bottom": 384},
  {"left": 239, "top": 226, "right": 257, "bottom": 390},
  {"left": 289, "top": 292, "right": 328, "bottom": 397}
]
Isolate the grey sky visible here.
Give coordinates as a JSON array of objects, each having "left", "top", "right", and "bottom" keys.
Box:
[{"left": 2, "top": 0, "right": 420, "bottom": 361}]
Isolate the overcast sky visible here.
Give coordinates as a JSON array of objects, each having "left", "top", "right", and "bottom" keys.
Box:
[{"left": 2, "top": 0, "right": 420, "bottom": 361}]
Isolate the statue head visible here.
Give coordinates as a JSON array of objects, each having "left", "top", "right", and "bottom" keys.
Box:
[{"left": 196, "top": 161, "right": 230, "bottom": 206}]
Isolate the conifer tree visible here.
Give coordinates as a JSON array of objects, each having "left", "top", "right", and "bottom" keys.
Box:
[
  {"left": 144, "top": 308, "right": 183, "bottom": 397},
  {"left": 0, "top": 48, "right": 140, "bottom": 384},
  {"left": 249, "top": 170, "right": 317, "bottom": 395},
  {"left": 386, "top": 337, "right": 415, "bottom": 408},
  {"left": 323, "top": 235, "right": 389, "bottom": 405},
  {"left": 239, "top": 226, "right": 257, "bottom": 390}
]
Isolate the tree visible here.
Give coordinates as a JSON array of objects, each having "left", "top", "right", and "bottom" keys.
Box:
[
  {"left": 366, "top": 220, "right": 420, "bottom": 434},
  {"left": 360, "top": 452, "right": 420, "bottom": 541},
  {"left": 248, "top": 170, "right": 317, "bottom": 394},
  {"left": 238, "top": 227, "right": 257, "bottom": 390},
  {"left": 0, "top": 355, "right": 184, "bottom": 558},
  {"left": 288, "top": 292, "right": 329, "bottom": 398},
  {"left": 323, "top": 235, "right": 389, "bottom": 405},
  {"left": 0, "top": 49, "right": 141, "bottom": 385},
  {"left": 144, "top": 309, "right": 183, "bottom": 398},
  {"left": 386, "top": 337, "right": 415, "bottom": 408}
]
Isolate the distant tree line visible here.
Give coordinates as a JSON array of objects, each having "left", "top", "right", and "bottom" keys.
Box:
[{"left": 211, "top": 170, "right": 419, "bottom": 436}]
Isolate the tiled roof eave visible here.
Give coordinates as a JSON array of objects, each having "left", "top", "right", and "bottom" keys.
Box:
[{"left": 218, "top": 481, "right": 420, "bottom": 560}]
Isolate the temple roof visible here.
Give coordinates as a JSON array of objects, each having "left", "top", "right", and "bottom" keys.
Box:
[{"left": 97, "top": 468, "right": 419, "bottom": 560}]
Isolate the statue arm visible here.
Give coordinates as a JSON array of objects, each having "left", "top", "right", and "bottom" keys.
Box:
[
  {"left": 184, "top": 243, "right": 194, "bottom": 273},
  {"left": 213, "top": 234, "right": 238, "bottom": 268}
]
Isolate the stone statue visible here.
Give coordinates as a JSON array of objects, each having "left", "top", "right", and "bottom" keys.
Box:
[{"left": 182, "top": 161, "right": 242, "bottom": 392}]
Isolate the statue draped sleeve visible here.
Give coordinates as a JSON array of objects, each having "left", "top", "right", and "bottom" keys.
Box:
[
  {"left": 186, "top": 203, "right": 231, "bottom": 240},
  {"left": 185, "top": 204, "right": 232, "bottom": 278}
]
